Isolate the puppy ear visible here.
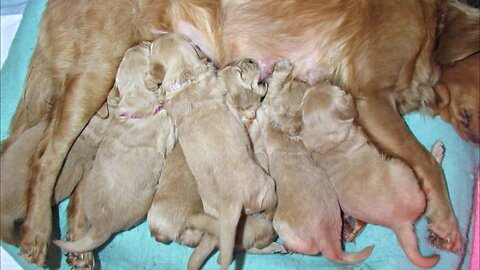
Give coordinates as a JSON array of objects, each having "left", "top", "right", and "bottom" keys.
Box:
[
  {"left": 435, "top": 2, "right": 480, "bottom": 65},
  {"left": 281, "top": 110, "right": 303, "bottom": 136},
  {"left": 331, "top": 86, "right": 357, "bottom": 121},
  {"left": 95, "top": 101, "right": 109, "bottom": 119},
  {"left": 145, "top": 63, "right": 165, "bottom": 91},
  {"left": 107, "top": 85, "right": 121, "bottom": 108}
]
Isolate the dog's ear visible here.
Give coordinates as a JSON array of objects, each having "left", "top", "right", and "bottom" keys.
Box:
[
  {"left": 145, "top": 62, "right": 165, "bottom": 91},
  {"left": 107, "top": 85, "right": 121, "bottom": 108},
  {"left": 435, "top": 2, "right": 480, "bottom": 65},
  {"left": 281, "top": 110, "right": 303, "bottom": 136},
  {"left": 96, "top": 101, "right": 109, "bottom": 119}
]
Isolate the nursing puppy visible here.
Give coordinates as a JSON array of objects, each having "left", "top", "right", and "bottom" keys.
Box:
[
  {"left": 257, "top": 60, "right": 373, "bottom": 263},
  {"left": 1, "top": 102, "right": 112, "bottom": 246},
  {"left": 148, "top": 144, "right": 282, "bottom": 270},
  {"left": 54, "top": 43, "right": 176, "bottom": 258},
  {"left": 148, "top": 33, "right": 277, "bottom": 270},
  {"left": 283, "top": 82, "right": 441, "bottom": 268}
]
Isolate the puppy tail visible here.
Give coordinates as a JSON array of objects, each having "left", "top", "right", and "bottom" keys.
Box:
[
  {"left": 187, "top": 234, "right": 218, "bottom": 270},
  {"left": 53, "top": 227, "right": 111, "bottom": 253},
  {"left": 218, "top": 203, "right": 243, "bottom": 270},
  {"left": 394, "top": 223, "right": 439, "bottom": 269},
  {"left": 322, "top": 242, "right": 373, "bottom": 264}
]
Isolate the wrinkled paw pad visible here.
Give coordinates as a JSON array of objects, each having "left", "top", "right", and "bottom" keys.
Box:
[
  {"left": 66, "top": 252, "right": 95, "bottom": 270},
  {"left": 428, "top": 232, "right": 463, "bottom": 253},
  {"left": 274, "top": 59, "right": 294, "bottom": 73},
  {"left": 19, "top": 242, "right": 48, "bottom": 266}
]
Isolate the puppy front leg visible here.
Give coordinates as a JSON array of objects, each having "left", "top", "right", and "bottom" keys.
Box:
[
  {"left": 355, "top": 93, "right": 462, "bottom": 253},
  {"left": 65, "top": 181, "right": 95, "bottom": 270}
]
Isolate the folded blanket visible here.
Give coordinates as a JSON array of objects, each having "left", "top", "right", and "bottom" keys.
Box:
[{"left": 1, "top": 1, "right": 478, "bottom": 269}]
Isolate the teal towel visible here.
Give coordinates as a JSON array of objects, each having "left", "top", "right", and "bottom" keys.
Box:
[{"left": 1, "top": 1, "right": 478, "bottom": 269}]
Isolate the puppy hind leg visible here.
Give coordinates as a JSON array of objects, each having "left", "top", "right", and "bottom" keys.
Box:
[
  {"left": 355, "top": 93, "right": 461, "bottom": 253},
  {"left": 188, "top": 234, "right": 217, "bottom": 270},
  {"left": 65, "top": 181, "right": 95, "bottom": 270},
  {"left": 19, "top": 72, "right": 113, "bottom": 266},
  {"left": 217, "top": 204, "right": 243, "bottom": 270}
]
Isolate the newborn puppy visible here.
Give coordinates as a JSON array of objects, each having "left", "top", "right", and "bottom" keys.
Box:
[
  {"left": 148, "top": 33, "right": 277, "bottom": 270},
  {"left": 54, "top": 43, "right": 176, "bottom": 257},
  {"left": 1, "top": 101, "right": 112, "bottom": 245},
  {"left": 187, "top": 214, "right": 284, "bottom": 270},
  {"left": 147, "top": 144, "right": 283, "bottom": 270},
  {"left": 283, "top": 82, "right": 440, "bottom": 269},
  {"left": 258, "top": 60, "right": 373, "bottom": 263}
]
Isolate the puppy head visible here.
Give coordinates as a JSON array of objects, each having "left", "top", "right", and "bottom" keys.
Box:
[
  {"left": 222, "top": 58, "right": 266, "bottom": 126},
  {"left": 147, "top": 33, "right": 207, "bottom": 95},
  {"left": 114, "top": 42, "right": 162, "bottom": 115},
  {"left": 266, "top": 82, "right": 306, "bottom": 131},
  {"left": 434, "top": 52, "right": 480, "bottom": 145},
  {"left": 290, "top": 83, "right": 357, "bottom": 153}
]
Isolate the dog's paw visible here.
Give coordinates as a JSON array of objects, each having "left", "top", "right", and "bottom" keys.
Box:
[
  {"left": 273, "top": 59, "right": 294, "bottom": 74},
  {"left": 343, "top": 216, "right": 367, "bottom": 242},
  {"left": 427, "top": 217, "right": 463, "bottom": 253},
  {"left": 430, "top": 140, "right": 445, "bottom": 165},
  {"left": 66, "top": 251, "right": 95, "bottom": 270},
  {"left": 266, "top": 242, "right": 288, "bottom": 254},
  {"left": 19, "top": 230, "right": 49, "bottom": 266}
]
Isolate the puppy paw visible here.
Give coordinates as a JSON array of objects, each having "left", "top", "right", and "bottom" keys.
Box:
[
  {"left": 19, "top": 230, "right": 49, "bottom": 266},
  {"left": 430, "top": 141, "right": 445, "bottom": 165},
  {"left": 273, "top": 59, "right": 294, "bottom": 75},
  {"left": 343, "top": 216, "right": 367, "bottom": 242},
  {"left": 66, "top": 251, "right": 95, "bottom": 270},
  {"left": 427, "top": 217, "right": 463, "bottom": 253},
  {"left": 265, "top": 242, "right": 288, "bottom": 254}
]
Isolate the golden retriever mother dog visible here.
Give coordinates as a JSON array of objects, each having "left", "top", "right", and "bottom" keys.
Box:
[{"left": 3, "top": 0, "right": 478, "bottom": 266}]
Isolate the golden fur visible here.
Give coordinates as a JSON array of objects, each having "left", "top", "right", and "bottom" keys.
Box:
[
  {"left": 0, "top": 102, "right": 112, "bottom": 246},
  {"left": 147, "top": 144, "right": 283, "bottom": 270},
  {"left": 148, "top": 33, "right": 277, "bottom": 270},
  {"left": 283, "top": 81, "right": 450, "bottom": 268},
  {"left": 257, "top": 60, "right": 373, "bottom": 262},
  {"left": 2, "top": 0, "right": 477, "bottom": 265},
  {"left": 53, "top": 44, "right": 176, "bottom": 268}
]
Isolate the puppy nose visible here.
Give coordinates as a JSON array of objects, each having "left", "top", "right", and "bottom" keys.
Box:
[{"left": 247, "top": 58, "right": 255, "bottom": 64}]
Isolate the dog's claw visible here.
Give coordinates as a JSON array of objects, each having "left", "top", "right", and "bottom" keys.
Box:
[
  {"left": 19, "top": 235, "right": 49, "bottom": 266},
  {"left": 66, "top": 251, "right": 95, "bottom": 270},
  {"left": 273, "top": 59, "right": 294, "bottom": 74},
  {"left": 343, "top": 216, "right": 367, "bottom": 242},
  {"left": 427, "top": 231, "right": 463, "bottom": 253}
]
